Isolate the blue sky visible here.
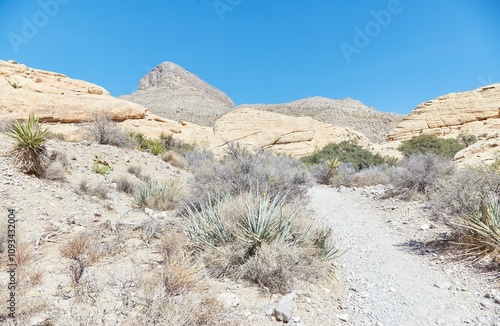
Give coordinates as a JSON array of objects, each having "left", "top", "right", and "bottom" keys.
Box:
[{"left": 1, "top": 0, "right": 499, "bottom": 114}]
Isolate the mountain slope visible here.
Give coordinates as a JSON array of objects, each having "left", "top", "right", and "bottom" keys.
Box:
[{"left": 120, "top": 62, "right": 235, "bottom": 126}]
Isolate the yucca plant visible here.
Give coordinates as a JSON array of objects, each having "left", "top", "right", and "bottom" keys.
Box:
[
  {"left": 326, "top": 157, "right": 342, "bottom": 182},
  {"left": 183, "top": 196, "right": 233, "bottom": 248},
  {"left": 453, "top": 194, "right": 500, "bottom": 258},
  {"left": 147, "top": 139, "right": 166, "bottom": 156},
  {"left": 315, "top": 228, "right": 348, "bottom": 261},
  {"left": 238, "top": 192, "right": 299, "bottom": 254},
  {"left": 6, "top": 115, "right": 50, "bottom": 176},
  {"left": 130, "top": 132, "right": 149, "bottom": 150}
]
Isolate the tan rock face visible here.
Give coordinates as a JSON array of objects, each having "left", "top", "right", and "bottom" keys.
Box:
[
  {"left": 210, "top": 108, "right": 372, "bottom": 157},
  {"left": 454, "top": 136, "right": 500, "bottom": 167},
  {"left": 0, "top": 60, "right": 146, "bottom": 123},
  {"left": 388, "top": 84, "right": 500, "bottom": 141}
]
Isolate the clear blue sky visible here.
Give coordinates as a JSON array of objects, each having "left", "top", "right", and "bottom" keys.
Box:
[{"left": 1, "top": 0, "right": 499, "bottom": 114}]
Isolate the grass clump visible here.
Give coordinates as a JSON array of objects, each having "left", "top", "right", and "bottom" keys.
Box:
[
  {"left": 301, "top": 141, "right": 386, "bottom": 171},
  {"left": 398, "top": 134, "right": 465, "bottom": 160},
  {"left": 183, "top": 191, "right": 342, "bottom": 293},
  {"left": 113, "top": 174, "right": 137, "bottom": 194},
  {"left": 5, "top": 115, "right": 50, "bottom": 176},
  {"left": 134, "top": 179, "right": 183, "bottom": 210},
  {"left": 79, "top": 179, "right": 109, "bottom": 199}
]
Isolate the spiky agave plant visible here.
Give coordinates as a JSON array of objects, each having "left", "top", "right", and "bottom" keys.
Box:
[
  {"left": 453, "top": 193, "right": 500, "bottom": 259},
  {"left": 6, "top": 115, "right": 49, "bottom": 176}
]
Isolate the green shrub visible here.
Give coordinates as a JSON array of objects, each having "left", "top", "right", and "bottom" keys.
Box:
[
  {"left": 301, "top": 141, "right": 386, "bottom": 171},
  {"left": 457, "top": 134, "right": 477, "bottom": 147},
  {"left": 6, "top": 115, "right": 50, "bottom": 176},
  {"left": 398, "top": 135, "right": 465, "bottom": 159}
]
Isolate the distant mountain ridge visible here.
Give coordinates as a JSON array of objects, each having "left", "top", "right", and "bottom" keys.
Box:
[{"left": 121, "top": 62, "right": 403, "bottom": 142}]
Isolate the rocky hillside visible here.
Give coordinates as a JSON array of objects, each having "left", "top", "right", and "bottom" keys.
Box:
[
  {"left": 387, "top": 84, "right": 500, "bottom": 166},
  {"left": 120, "top": 62, "right": 236, "bottom": 126},
  {"left": 240, "top": 97, "right": 404, "bottom": 143}
]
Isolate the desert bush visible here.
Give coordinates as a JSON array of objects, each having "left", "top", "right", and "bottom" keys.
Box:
[
  {"left": 134, "top": 179, "right": 183, "bottom": 210},
  {"left": 183, "top": 191, "right": 341, "bottom": 292},
  {"left": 451, "top": 194, "right": 500, "bottom": 261},
  {"left": 186, "top": 144, "right": 312, "bottom": 205},
  {"left": 5, "top": 115, "right": 50, "bottom": 176},
  {"left": 113, "top": 174, "right": 137, "bottom": 194},
  {"left": 457, "top": 134, "right": 478, "bottom": 147},
  {"left": 388, "top": 153, "right": 455, "bottom": 200},
  {"left": 140, "top": 218, "right": 163, "bottom": 244},
  {"left": 86, "top": 113, "right": 130, "bottom": 147},
  {"left": 344, "top": 165, "right": 391, "bottom": 187},
  {"left": 398, "top": 134, "right": 465, "bottom": 159},
  {"left": 127, "top": 164, "right": 149, "bottom": 181},
  {"left": 431, "top": 166, "right": 500, "bottom": 218},
  {"left": 301, "top": 141, "right": 386, "bottom": 171},
  {"left": 79, "top": 179, "right": 109, "bottom": 199},
  {"left": 43, "top": 161, "right": 66, "bottom": 181},
  {"left": 50, "top": 150, "right": 70, "bottom": 167},
  {"left": 162, "top": 150, "right": 186, "bottom": 168}
]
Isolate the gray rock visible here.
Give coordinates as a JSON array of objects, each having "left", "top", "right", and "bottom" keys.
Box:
[
  {"left": 494, "top": 295, "right": 500, "bottom": 304},
  {"left": 273, "top": 292, "right": 297, "bottom": 322}
]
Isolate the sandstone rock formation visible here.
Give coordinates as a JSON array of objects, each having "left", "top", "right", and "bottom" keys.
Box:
[
  {"left": 454, "top": 136, "right": 500, "bottom": 166},
  {"left": 388, "top": 84, "right": 500, "bottom": 141},
  {"left": 120, "top": 62, "right": 236, "bottom": 126},
  {"left": 0, "top": 60, "right": 146, "bottom": 122},
  {"left": 241, "top": 97, "right": 404, "bottom": 143},
  {"left": 210, "top": 108, "right": 372, "bottom": 157}
]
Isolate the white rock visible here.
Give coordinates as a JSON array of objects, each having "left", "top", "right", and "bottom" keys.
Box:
[
  {"left": 273, "top": 292, "right": 297, "bottom": 322},
  {"left": 337, "top": 314, "right": 349, "bottom": 322}
]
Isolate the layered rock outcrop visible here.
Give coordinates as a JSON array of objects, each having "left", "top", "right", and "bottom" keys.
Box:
[
  {"left": 0, "top": 60, "right": 146, "bottom": 122},
  {"left": 210, "top": 108, "right": 371, "bottom": 157},
  {"left": 388, "top": 84, "right": 500, "bottom": 141}
]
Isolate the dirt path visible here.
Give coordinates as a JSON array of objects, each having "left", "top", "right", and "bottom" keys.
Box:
[{"left": 309, "top": 186, "right": 500, "bottom": 326}]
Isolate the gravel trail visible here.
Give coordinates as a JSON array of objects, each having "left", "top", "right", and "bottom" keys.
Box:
[{"left": 310, "top": 186, "right": 500, "bottom": 326}]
